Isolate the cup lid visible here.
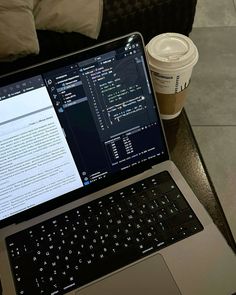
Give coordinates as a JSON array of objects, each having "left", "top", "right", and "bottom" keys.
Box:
[{"left": 146, "top": 33, "right": 198, "bottom": 71}]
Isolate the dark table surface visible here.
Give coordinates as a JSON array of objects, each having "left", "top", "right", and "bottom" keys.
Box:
[
  {"left": 0, "top": 109, "right": 234, "bottom": 295},
  {"left": 163, "top": 109, "right": 236, "bottom": 253}
]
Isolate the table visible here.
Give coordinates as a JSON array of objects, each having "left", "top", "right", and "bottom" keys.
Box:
[{"left": 163, "top": 109, "right": 236, "bottom": 253}]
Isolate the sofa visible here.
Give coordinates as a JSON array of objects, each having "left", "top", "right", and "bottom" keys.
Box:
[{"left": 0, "top": 0, "right": 197, "bottom": 76}]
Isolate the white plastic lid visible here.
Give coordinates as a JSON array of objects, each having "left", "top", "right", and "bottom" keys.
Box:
[{"left": 146, "top": 33, "right": 198, "bottom": 71}]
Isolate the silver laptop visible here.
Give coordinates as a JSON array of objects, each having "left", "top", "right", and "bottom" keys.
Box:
[{"left": 0, "top": 33, "right": 235, "bottom": 295}]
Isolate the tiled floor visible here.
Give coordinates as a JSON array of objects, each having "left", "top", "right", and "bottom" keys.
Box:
[{"left": 185, "top": 0, "right": 236, "bottom": 240}]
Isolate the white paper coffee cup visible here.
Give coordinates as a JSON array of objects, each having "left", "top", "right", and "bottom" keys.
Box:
[{"left": 146, "top": 33, "right": 199, "bottom": 119}]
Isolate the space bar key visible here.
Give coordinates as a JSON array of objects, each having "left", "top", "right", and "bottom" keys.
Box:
[{"left": 79, "top": 248, "right": 141, "bottom": 285}]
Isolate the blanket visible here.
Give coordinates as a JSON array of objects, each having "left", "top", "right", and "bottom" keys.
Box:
[{"left": 0, "top": 0, "right": 103, "bottom": 62}]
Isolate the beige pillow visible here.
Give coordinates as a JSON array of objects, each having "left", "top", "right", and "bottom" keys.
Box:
[
  {"left": 34, "top": 0, "right": 103, "bottom": 39},
  {"left": 0, "top": 0, "right": 39, "bottom": 61}
]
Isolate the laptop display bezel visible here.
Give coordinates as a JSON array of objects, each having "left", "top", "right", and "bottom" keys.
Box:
[{"left": 0, "top": 32, "right": 169, "bottom": 228}]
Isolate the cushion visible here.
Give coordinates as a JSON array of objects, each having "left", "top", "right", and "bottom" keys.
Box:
[
  {"left": 0, "top": 0, "right": 39, "bottom": 61},
  {"left": 34, "top": 0, "right": 103, "bottom": 39}
]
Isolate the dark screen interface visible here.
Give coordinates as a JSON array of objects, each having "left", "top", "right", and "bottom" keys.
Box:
[{"left": 43, "top": 41, "right": 165, "bottom": 186}]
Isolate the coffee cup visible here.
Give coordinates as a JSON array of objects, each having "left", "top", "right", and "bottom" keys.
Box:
[{"left": 146, "top": 33, "right": 199, "bottom": 119}]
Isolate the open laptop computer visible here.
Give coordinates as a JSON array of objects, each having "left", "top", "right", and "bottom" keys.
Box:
[{"left": 0, "top": 32, "right": 235, "bottom": 295}]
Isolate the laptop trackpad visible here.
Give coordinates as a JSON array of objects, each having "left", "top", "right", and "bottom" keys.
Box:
[{"left": 76, "top": 254, "right": 181, "bottom": 295}]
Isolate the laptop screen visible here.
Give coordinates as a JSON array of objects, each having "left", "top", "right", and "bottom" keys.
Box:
[{"left": 0, "top": 33, "right": 168, "bottom": 225}]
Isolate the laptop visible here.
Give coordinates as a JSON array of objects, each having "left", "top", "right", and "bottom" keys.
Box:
[{"left": 0, "top": 32, "right": 235, "bottom": 295}]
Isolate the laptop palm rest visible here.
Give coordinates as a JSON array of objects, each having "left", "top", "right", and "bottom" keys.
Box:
[{"left": 76, "top": 254, "right": 181, "bottom": 295}]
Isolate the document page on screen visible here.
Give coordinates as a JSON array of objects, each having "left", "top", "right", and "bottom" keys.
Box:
[{"left": 0, "top": 80, "right": 83, "bottom": 221}]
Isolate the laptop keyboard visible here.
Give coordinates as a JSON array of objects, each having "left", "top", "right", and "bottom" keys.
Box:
[{"left": 6, "top": 171, "right": 203, "bottom": 295}]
